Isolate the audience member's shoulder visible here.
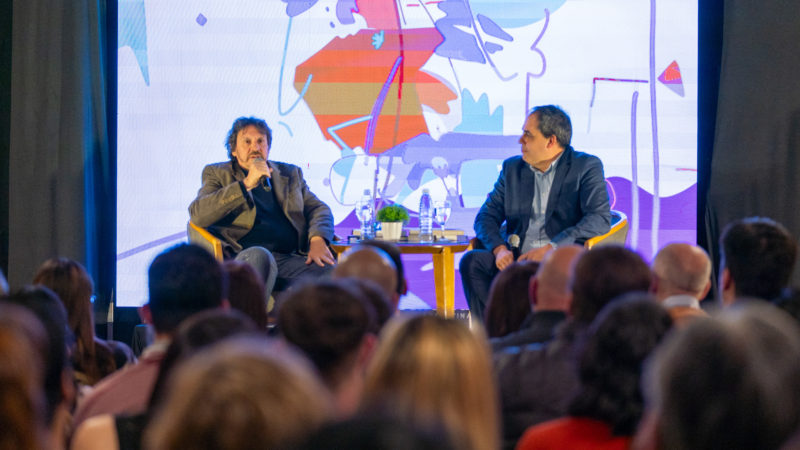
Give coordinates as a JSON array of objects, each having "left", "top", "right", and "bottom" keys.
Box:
[{"left": 493, "top": 341, "right": 547, "bottom": 372}]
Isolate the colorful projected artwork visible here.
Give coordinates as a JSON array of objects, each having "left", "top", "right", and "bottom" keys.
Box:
[{"left": 116, "top": 0, "right": 698, "bottom": 308}]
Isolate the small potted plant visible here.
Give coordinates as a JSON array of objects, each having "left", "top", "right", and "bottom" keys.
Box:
[{"left": 376, "top": 204, "right": 409, "bottom": 241}]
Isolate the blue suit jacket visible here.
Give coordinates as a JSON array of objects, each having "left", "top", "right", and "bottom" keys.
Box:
[{"left": 474, "top": 146, "right": 611, "bottom": 251}]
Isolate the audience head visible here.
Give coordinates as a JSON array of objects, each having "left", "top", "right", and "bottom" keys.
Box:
[
  {"left": 532, "top": 245, "right": 584, "bottom": 311},
  {"left": 719, "top": 217, "right": 798, "bottom": 304},
  {"left": 570, "top": 245, "right": 651, "bottom": 324},
  {"left": 339, "top": 277, "right": 393, "bottom": 331},
  {"left": 294, "top": 414, "right": 456, "bottom": 450},
  {"left": 484, "top": 261, "right": 540, "bottom": 338},
  {"left": 33, "top": 257, "right": 115, "bottom": 385},
  {"left": 640, "top": 303, "right": 800, "bottom": 450},
  {"left": 651, "top": 243, "right": 712, "bottom": 301},
  {"left": 363, "top": 315, "right": 500, "bottom": 450},
  {"left": 2, "top": 286, "right": 73, "bottom": 426},
  {"left": 360, "top": 239, "right": 407, "bottom": 296},
  {"left": 145, "top": 337, "right": 332, "bottom": 450},
  {"left": 222, "top": 259, "right": 268, "bottom": 329},
  {"left": 225, "top": 116, "right": 272, "bottom": 161},
  {"left": 147, "top": 309, "right": 259, "bottom": 410},
  {"left": 146, "top": 244, "right": 227, "bottom": 335},
  {"left": 333, "top": 245, "right": 399, "bottom": 309},
  {"left": 569, "top": 293, "right": 672, "bottom": 435},
  {"left": 0, "top": 304, "right": 48, "bottom": 450},
  {"left": 278, "top": 279, "right": 377, "bottom": 414}
]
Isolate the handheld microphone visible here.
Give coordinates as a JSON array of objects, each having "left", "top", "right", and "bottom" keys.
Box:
[
  {"left": 507, "top": 234, "right": 521, "bottom": 260},
  {"left": 253, "top": 157, "right": 271, "bottom": 191}
]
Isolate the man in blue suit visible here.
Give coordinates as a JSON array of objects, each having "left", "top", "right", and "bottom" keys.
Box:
[{"left": 460, "top": 105, "right": 611, "bottom": 320}]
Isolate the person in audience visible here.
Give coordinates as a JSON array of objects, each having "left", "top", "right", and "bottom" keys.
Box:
[
  {"left": 71, "top": 309, "right": 259, "bottom": 450},
  {"left": 292, "top": 414, "right": 456, "bottom": 450},
  {"left": 33, "top": 257, "right": 134, "bottom": 386},
  {"left": 222, "top": 259, "right": 269, "bottom": 329},
  {"left": 650, "top": 243, "right": 711, "bottom": 325},
  {"left": 491, "top": 246, "right": 583, "bottom": 350},
  {"left": 360, "top": 239, "right": 408, "bottom": 298},
  {"left": 719, "top": 216, "right": 798, "bottom": 305},
  {"left": 484, "top": 261, "right": 540, "bottom": 338},
  {"left": 517, "top": 294, "right": 672, "bottom": 449},
  {"left": 495, "top": 245, "right": 652, "bottom": 449},
  {"left": 3, "top": 286, "right": 76, "bottom": 450},
  {"left": 0, "top": 303, "right": 49, "bottom": 450},
  {"left": 278, "top": 279, "right": 378, "bottom": 416},
  {"left": 333, "top": 245, "right": 400, "bottom": 311},
  {"left": 72, "top": 243, "right": 227, "bottom": 428},
  {"left": 362, "top": 315, "right": 500, "bottom": 450},
  {"left": 340, "top": 277, "right": 394, "bottom": 330},
  {"left": 144, "top": 337, "right": 333, "bottom": 450},
  {"left": 634, "top": 303, "right": 800, "bottom": 450}
]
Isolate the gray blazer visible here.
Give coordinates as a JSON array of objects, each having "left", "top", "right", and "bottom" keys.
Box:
[{"left": 189, "top": 160, "right": 334, "bottom": 255}]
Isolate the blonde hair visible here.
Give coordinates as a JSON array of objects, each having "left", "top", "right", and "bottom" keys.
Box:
[
  {"left": 364, "top": 315, "right": 500, "bottom": 450},
  {"left": 145, "top": 337, "right": 333, "bottom": 450}
]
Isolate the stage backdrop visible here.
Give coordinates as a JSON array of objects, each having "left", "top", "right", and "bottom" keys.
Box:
[{"left": 116, "top": 0, "right": 698, "bottom": 308}]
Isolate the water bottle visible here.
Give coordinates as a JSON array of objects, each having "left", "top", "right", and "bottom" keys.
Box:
[
  {"left": 419, "top": 188, "right": 433, "bottom": 243},
  {"left": 358, "top": 189, "right": 373, "bottom": 239}
]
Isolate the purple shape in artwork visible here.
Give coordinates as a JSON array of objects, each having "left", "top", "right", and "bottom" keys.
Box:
[
  {"left": 484, "top": 42, "right": 503, "bottom": 54},
  {"left": 606, "top": 176, "right": 697, "bottom": 260},
  {"left": 476, "top": 14, "right": 513, "bottom": 41},
  {"left": 336, "top": 0, "right": 358, "bottom": 25},
  {"left": 195, "top": 13, "right": 207, "bottom": 26},
  {"left": 434, "top": 0, "right": 485, "bottom": 63},
  {"left": 283, "top": 0, "right": 318, "bottom": 18}
]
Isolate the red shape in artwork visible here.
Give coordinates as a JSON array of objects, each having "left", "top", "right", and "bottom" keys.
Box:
[
  {"left": 294, "top": 28, "right": 456, "bottom": 154},
  {"left": 658, "top": 60, "right": 685, "bottom": 97}
]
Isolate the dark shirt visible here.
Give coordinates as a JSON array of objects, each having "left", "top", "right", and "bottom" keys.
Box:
[
  {"left": 490, "top": 310, "right": 567, "bottom": 352},
  {"left": 238, "top": 181, "right": 298, "bottom": 254},
  {"left": 494, "top": 321, "right": 587, "bottom": 450}
]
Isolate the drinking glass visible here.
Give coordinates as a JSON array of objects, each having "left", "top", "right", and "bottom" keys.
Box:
[
  {"left": 356, "top": 199, "right": 374, "bottom": 239},
  {"left": 433, "top": 200, "right": 451, "bottom": 237}
]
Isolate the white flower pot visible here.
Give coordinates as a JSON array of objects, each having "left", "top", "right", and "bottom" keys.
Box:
[{"left": 380, "top": 222, "right": 403, "bottom": 241}]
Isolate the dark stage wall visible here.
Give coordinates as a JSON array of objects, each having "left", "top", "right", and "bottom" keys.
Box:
[{"left": 705, "top": 0, "right": 800, "bottom": 288}]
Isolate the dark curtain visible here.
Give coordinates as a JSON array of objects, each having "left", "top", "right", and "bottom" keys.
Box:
[
  {"left": 8, "top": 0, "right": 114, "bottom": 315},
  {"left": 706, "top": 0, "right": 800, "bottom": 287}
]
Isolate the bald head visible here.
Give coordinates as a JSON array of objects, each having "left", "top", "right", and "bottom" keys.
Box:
[
  {"left": 531, "top": 245, "right": 584, "bottom": 311},
  {"left": 652, "top": 243, "right": 712, "bottom": 301},
  {"left": 333, "top": 246, "right": 398, "bottom": 308}
]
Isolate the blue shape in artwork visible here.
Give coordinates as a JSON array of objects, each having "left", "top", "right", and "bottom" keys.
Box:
[
  {"left": 476, "top": 14, "right": 512, "bottom": 41},
  {"left": 460, "top": 160, "right": 503, "bottom": 207},
  {"left": 454, "top": 90, "right": 503, "bottom": 134},
  {"left": 484, "top": 42, "right": 503, "bottom": 54},
  {"left": 119, "top": 0, "right": 150, "bottom": 86},
  {"left": 283, "top": 0, "right": 318, "bottom": 17},
  {"left": 468, "top": 0, "right": 567, "bottom": 28},
  {"left": 196, "top": 13, "right": 207, "bottom": 26},
  {"left": 336, "top": 0, "right": 358, "bottom": 25},
  {"left": 372, "top": 30, "right": 385, "bottom": 50},
  {"left": 433, "top": 0, "right": 485, "bottom": 63}
]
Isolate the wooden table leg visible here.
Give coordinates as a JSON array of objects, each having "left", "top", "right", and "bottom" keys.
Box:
[{"left": 432, "top": 247, "right": 455, "bottom": 318}]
